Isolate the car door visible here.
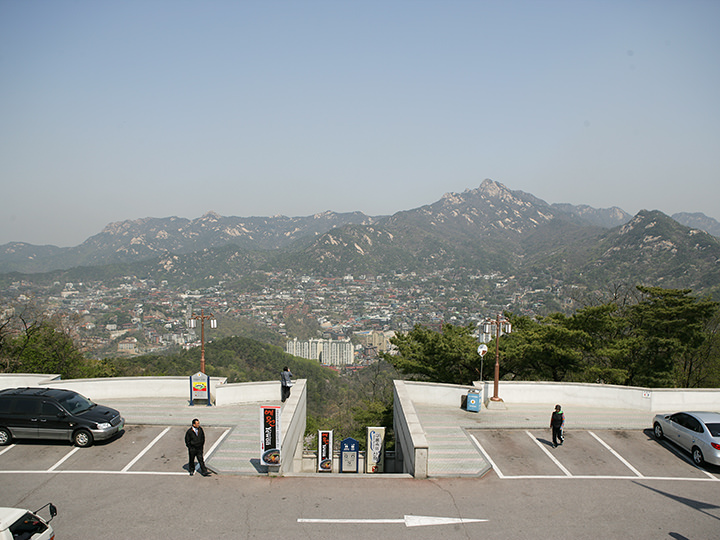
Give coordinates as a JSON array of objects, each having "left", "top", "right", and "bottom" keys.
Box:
[
  {"left": 671, "top": 413, "right": 694, "bottom": 452},
  {"left": 38, "top": 400, "right": 73, "bottom": 441},
  {"left": 8, "top": 398, "right": 40, "bottom": 439},
  {"left": 665, "top": 413, "right": 687, "bottom": 449},
  {"left": 683, "top": 415, "right": 705, "bottom": 451}
]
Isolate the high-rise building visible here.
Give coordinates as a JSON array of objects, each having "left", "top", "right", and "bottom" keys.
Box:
[{"left": 286, "top": 337, "right": 355, "bottom": 366}]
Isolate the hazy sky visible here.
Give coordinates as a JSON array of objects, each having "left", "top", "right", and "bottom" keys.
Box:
[{"left": 2, "top": 1, "right": 718, "bottom": 247}]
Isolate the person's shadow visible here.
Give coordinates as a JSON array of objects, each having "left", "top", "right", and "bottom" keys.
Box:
[{"left": 537, "top": 437, "right": 556, "bottom": 448}]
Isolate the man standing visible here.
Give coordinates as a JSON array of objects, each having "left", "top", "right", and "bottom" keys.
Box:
[
  {"left": 185, "top": 418, "right": 210, "bottom": 476},
  {"left": 281, "top": 366, "right": 293, "bottom": 403},
  {"left": 550, "top": 404, "right": 565, "bottom": 448}
]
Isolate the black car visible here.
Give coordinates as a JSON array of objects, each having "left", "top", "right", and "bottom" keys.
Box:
[{"left": 0, "top": 387, "right": 124, "bottom": 447}]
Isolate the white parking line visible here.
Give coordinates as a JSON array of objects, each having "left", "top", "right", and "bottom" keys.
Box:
[
  {"left": 468, "top": 433, "right": 505, "bottom": 479},
  {"left": 206, "top": 428, "right": 231, "bottom": 458},
  {"left": 588, "top": 431, "right": 644, "bottom": 477},
  {"left": 47, "top": 447, "right": 80, "bottom": 472},
  {"left": 0, "top": 444, "right": 15, "bottom": 456},
  {"left": 121, "top": 426, "right": 171, "bottom": 472},
  {"left": 0, "top": 469, "right": 187, "bottom": 476},
  {"left": 526, "top": 430, "right": 572, "bottom": 476}
]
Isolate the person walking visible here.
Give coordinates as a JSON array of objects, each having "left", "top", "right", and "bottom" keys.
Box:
[
  {"left": 185, "top": 418, "right": 210, "bottom": 476},
  {"left": 550, "top": 404, "right": 565, "bottom": 447},
  {"left": 281, "top": 366, "right": 293, "bottom": 403}
]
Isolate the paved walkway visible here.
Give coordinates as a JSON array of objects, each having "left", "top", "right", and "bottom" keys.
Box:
[{"left": 103, "top": 397, "right": 657, "bottom": 478}]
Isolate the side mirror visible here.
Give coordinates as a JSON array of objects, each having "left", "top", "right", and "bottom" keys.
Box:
[{"left": 49, "top": 504, "right": 58, "bottom": 518}]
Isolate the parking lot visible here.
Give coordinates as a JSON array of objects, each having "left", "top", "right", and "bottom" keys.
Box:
[
  {"left": 3, "top": 424, "right": 719, "bottom": 482},
  {"left": 0, "top": 424, "right": 231, "bottom": 475},
  {"left": 2, "top": 426, "right": 719, "bottom": 539},
  {"left": 468, "top": 428, "right": 720, "bottom": 481}
]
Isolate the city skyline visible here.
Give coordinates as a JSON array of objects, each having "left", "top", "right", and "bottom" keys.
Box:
[{"left": 2, "top": 1, "right": 719, "bottom": 247}]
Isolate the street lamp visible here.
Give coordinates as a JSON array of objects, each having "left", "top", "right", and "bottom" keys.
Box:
[
  {"left": 188, "top": 308, "right": 217, "bottom": 374},
  {"left": 479, "top": 314, "right": 512, "bottom": 404}
]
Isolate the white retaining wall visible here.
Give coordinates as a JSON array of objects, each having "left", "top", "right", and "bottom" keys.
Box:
[
  {"left": 280, "top": 380, "right": 307, "bottom": 475},
  {"left": 472, "top": 381, "right": 720, "bottom": 412},
  {"left": 215, "top": 381, "right": 278, "bottom": 405},
  {"left": 0, "top": 374, "right": 227, "bottom": 402},
  {"left": 393, "top": 380, "right": 428, "bottom": 479},
  {"left": 0, "top": 373, "right": 62, "bottom": 388}
]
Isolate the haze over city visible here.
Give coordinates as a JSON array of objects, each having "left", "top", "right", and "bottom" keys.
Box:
[{"left": 1, "top": 0, "right": 718, "bottom": 247}]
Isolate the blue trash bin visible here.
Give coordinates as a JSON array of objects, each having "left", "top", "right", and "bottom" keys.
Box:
[{"left": 466, "top": 391, "right": 481, "bottom": 412}]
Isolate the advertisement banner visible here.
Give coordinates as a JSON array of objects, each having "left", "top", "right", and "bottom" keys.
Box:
[
  {"left": 318, "top": 430, "right": 333, "bottom": 472},
  {"left": 366, "top": 426, "right": 385, "bottom": 473},
  {"left": 260, "top": 406, "right": 281, "bottom": 466}
]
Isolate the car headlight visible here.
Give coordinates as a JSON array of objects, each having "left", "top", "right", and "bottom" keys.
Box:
[{"left": 96, "top": 422, "right": 112, "bottom": 430}]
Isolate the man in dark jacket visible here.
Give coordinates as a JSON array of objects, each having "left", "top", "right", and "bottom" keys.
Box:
[
  {"left": 185, "top": 418, "right": 210, "bottom": 476},
  {"left": 550, "top": 404, "right": 565, "bottom": 447},
  {"left": 281, "top": 366, "right": 293, "bottom": 403}
]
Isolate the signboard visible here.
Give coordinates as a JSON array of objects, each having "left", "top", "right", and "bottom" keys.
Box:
[
  {"left": 260, "top": 406, "right": 281, "bottom": 467},
  {"left": 366, "top": 427, "right": 385, "bottom": 473},
  {"left": 340, "top": 437, "right": 359, "bottom": 473},
  {"left": 318, "top": 430, "right": 333, "bottom": 472},
  {"left": 477, "top": 344, "right": 488, "bottom": 357},
  {"left": 189, "top": 372, "right": 211, "bottom": 406}
]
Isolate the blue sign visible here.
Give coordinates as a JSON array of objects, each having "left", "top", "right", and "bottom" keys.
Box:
[{"left": 340, "top": 437, "right": 359, "bottom": 473}]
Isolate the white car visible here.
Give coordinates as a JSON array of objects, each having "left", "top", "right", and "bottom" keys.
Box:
[
  {"left": 653, "top": 411, "right": 720, "bottom": 466},
  {"left": 0, "top": 503, "right": 57, "bottom": 540}
]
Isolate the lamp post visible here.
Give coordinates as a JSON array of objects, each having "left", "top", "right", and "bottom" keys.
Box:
[
  {"left": 188, "top": 308, "right": 217, "bottom": 374},
  {"left": 479, "top": 314, "right": 512, "bottom": 403}
]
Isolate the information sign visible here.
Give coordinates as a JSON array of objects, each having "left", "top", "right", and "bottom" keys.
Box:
[
  {"left": 189, "top": 372, "right": 210, "bottom": 406},
  {"left": 366, "top": 427, "right": 385, "bottom": 473},
  {"left": 340, "top": 437, "right": 359, "bottom": 473}
]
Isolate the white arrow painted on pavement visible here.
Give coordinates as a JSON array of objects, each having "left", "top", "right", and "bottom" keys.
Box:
[{"left": 298, "top": 515, "right": 488, "bottom": 527}]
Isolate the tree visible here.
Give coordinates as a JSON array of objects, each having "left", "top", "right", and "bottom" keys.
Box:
[
  {"left": 624, "top": 287, "right": 718, "bottom": 387},
  {"left": 565, "top": 303, "right": 630, "bottom": 385},
  {"left": 622, "top": 287, "right": 716, "bottom": 387},
  {"left": 382, "top": 323, "right": 480, "bottom": 384},
  {"left": 500, "top": 314, "right": 586, "bottom": 382},
  {"left": 4, "top": 322, "right": 86, "bottom": 379}
]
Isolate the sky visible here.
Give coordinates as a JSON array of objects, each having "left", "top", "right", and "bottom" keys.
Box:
[{"left": 1, "top": 1, "right": 719, "bottom": 247}]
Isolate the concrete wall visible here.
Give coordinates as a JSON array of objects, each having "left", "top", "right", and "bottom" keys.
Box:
[
  {"left": 215, "top": 381, "right": 279, "bottom": 405},
  {"left": 402, "top": 380, "right": 479, "bottom": 407},
  {"left": 279, "top": 380, "right": 307, "bottom": 475},
  {"left": 472, "top": 381, "right": 720, "bottom": 412},
  {"left": 38, "top": 376, "right": 226, "bottom": 403},
  {"left": 393, "top": 380, "right": 428, "bottom": 479},
  {"left": 0, "top": 373, "right": 61, "bottom": 388},
  {"left": 1, "top": 374, "right": 227, "bottom": 402}
]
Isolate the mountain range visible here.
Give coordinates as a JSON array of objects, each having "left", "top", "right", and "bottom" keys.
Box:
[{"left": 2, "top": 179, "right": 719, "bottom": 298}]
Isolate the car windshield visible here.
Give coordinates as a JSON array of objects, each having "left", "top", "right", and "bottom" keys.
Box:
[
  {"left": 705, "top": 423, "right": 720, "bottom": 437},
  {"left": 57, "top": 393, "right": 95, "bottom": 414}
]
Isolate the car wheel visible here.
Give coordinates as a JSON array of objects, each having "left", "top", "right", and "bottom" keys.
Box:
[
  {"left": 692, "top": 446, "right": 704, "bottom": 466},
  {"left": 74, "top": 429, "right": 93, "bottom": 448},
  {"left": 653, "top": 423, "right": 664, "bottom": 440},
  {"left": 0, "top": 427, "right": 11, "bottom": 446}
]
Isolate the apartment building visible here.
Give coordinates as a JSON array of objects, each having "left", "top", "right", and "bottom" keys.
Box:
[{"left": 285, "top": 337, "right": 355, "bottom": 366}]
